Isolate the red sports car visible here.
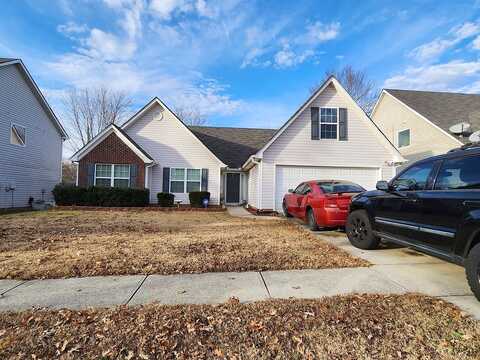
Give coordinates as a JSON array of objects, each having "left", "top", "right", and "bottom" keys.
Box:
[{"left": 282, "top": 180, "right": 366, "bottom": 230}]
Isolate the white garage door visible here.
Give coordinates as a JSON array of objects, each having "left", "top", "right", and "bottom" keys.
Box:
[{"left": 274, "top": 165, "right": 380, "bottom": 212}]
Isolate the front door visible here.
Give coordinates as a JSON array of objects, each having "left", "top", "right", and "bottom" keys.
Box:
[{"left": 226, "top": 173, "right": 240, "bottom": 204}]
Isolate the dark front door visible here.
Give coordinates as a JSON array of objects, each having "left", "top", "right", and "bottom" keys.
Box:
[{"left": 226, "top": 173, "right": 240, "bottom": 203}]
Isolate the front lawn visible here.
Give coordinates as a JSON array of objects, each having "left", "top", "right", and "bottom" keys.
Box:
[
  {"left": 0, "top": 210, "right": 366, "bottom": 279},
  {"left": 1, "top": 294, "right": 479, "bottom": 359}
]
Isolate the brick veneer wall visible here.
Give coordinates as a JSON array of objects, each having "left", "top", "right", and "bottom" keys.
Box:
[{"left": 78, "top": 132, "right": 146, "bottom": 188}]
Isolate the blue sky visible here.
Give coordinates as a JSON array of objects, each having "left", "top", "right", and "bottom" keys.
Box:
[{"left": 1, "top": 0, "right": 480, "bottom": 138}]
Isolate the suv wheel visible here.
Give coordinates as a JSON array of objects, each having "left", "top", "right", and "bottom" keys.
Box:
[
  {"left": 282, "top": 201, "right": 292, "bottom": 218},
  {"left": 307, "top": 208, "right": 319, "bottom": 231},
  {"left": 466, "top": 243, "right": 480, "bottom": 301},
  {"left": 346, "top": 210, "right": 380, "bottom": 250}
]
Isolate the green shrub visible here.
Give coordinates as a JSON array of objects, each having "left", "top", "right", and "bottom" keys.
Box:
[
  {"left": 157, "top": 192, "right": 174, "bottom": 207},
  {"left": 52, "top": 184, "right": 149, "bottom": 207},
  {"left": 189, "top": 191, "right": 210, "bottom": 208}
]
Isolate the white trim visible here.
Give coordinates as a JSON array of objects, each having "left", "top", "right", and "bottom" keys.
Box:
[
  {"left": 75, "top": 163, "right": 79, "bottom": 186},
  {"left": 10, "top": 122, "right": 26, "bottom": 147},
  {"left": 121, "top": 97, "right": 227, "bottom": 167},
  {"left": 397, "top": 128, "right": 411, "bottom": 149},
  {"left": 70, "top": 125, "right": 154, "bottom": 163},
  {"left": 169, "top": 167, "right": 202, "bottom": 194},
  {"left": 243, "top": 77, "right": 404, "bottom": 168},
  {"left": 382, "top": 90, "right": 463, "bottom": 146},
  {"left": 0, "top": 59, "right": 68, "bottom": 139},
  {"left": 94, "top": 164, "right": 130, "bottom": 188}
]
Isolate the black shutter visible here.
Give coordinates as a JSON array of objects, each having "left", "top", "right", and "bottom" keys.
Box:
[
  {"left": 130, "top": 164, "right": 138, "bottom": 188},
  {"left": 339, "top": 108, "right": 348, "bottom": 141},
  {"left": 201, "top": 168, "right": 208, "bottom": 191},
  {"left": 311, "top": 107, "right": 319, "bottom": 140},
  {"left": 87, "top": 163, "right": 95, "bottom": 187},
  {"left": 162, "top": 167, "right": 170, "bottom": 193}
]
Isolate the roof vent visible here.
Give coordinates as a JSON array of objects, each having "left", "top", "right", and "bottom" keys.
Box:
[{"left": 449, "top": 122, "right": 471, "bottom": 136}]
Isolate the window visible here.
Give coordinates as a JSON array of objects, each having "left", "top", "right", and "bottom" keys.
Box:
[
  {"left": 294, "top": 183, "right": 306, "bottom": 194},
  {"left": 10, "top": 123, "right": 26, "bottom": 146},
  {"left": 435, "top": 156, "right": 480, "bottom": 190},
  {"left": 318, "top": 182, "right": 365, "bottom": 194},
  {"left": 398, "top": 129, "right": 410, "bottom": 148},
  {"left": 95, "top": 164, "right": 130, "bottom": 188},
  {"left": 320, "top": 108, "right": 338, "bottom": 139},
  {"left": 170, "top": 168, "right": 202, "bottom": 193},
  {"left": 391, "top": 161, "right": 434, "bottom": 191}
]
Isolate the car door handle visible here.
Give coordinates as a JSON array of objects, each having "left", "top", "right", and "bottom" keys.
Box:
[{"left": 404, "top": 198, "right": 418, "bottom": 203}]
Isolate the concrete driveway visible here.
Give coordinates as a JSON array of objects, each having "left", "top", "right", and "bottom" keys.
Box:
[{"left": 311, "top": 227, "right": 480, "bottom": 319}]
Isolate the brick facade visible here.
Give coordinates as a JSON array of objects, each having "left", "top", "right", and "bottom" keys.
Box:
[{"left": 78, "top": 133, "right": 145, "bottom": 188}]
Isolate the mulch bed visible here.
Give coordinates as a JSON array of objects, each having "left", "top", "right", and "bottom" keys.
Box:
[{"left": 0, "top": 294, "right": 479, "bottom": 359}]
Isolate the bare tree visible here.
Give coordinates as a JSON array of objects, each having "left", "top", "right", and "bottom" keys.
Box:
[
  {"left": 311, "top": 65, "right": 378, "bottom": 113},
  {"left": 173, "top": 105, "right": 207, "bottom": 126},
  {"left": 63, "top": 87, "right": 132, "bottom": 151},
  {"left": 62, "top": 161, "right": 77, "bottom": 184}
]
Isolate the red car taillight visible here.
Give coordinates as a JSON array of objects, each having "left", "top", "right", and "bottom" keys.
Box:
[{"left": 324, "top": 196, "right": 338, "bottom": 208}]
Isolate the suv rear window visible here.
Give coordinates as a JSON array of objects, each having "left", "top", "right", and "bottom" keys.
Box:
[
  {"left": 318, "top": 182, "right": 365, "bottom": 194},
  {"left": 435, "top": 155, "right": 480, "bottom": 190}
]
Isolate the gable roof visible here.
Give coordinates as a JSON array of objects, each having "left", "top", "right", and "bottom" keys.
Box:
[
  {"left": 382, "top": 89, "right": 480, "bottom": 144},
  {"left": 189, "top": 126, "right": 276, "bottom": 168},
  {"left": 70, "top": 123, "right": 154, "bottom": 163},
  {"left": 121, "top": 97, "right": 227, "bottom": 167},
  {"left": 0, "top": 58, "right": 68, "bottom": 139},
  {"left": 242, "top": 76, "right": 404, "bottom": 167}
]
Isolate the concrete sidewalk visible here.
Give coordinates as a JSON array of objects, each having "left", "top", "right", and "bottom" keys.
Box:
[{"left": 0, "top": 268, "right": 406, "bottom": 312}]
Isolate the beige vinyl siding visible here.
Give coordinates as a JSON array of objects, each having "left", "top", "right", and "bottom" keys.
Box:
[
  {"left": 124, "top": 103, "right": 222, "bottom": 204},
  {"left": 0, "top": 65, "right": 63, "bottom": 208},
  {"left": 372, "top": 92, "right": 461, "bottom": 168},
  {"left": 247, "top": 164, "right": 259, "bottom": 208},
  {"left": 261, "top": 83, "right": 396, "bottom": 210}
]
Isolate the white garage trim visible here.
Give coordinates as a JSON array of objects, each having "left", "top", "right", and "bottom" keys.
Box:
[{"left": 273, "top": 164, "right": 382, "bottom": 211}]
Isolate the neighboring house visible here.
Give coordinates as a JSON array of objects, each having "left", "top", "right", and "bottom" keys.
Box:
[
  {"left": 372, "top": 89, "right": 480, "bottom": 169},
  {"left": 71, "top": 76, "right": 403, "bottom": 212},
  {"left": 0, "top": 58, "right": 68, "bottom": 208}
]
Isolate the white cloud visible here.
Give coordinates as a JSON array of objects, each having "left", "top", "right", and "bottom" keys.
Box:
[
  {"left": 57, "top": 21, "right": 89, "bottom": 35},
  {"left": 273, "top": 46, "right": 314, "bottom": 68},
  {"left": 241, "top": 20, "right": 340, "bottom": 69},
  {"left": 149, "top": 0, "right": 191, "bottom": 20},
  {"left": 384, "top": 60, "right": 480, "bottom": 91},
  {"left": 79, "top": 28, "right": 136, "bottom": 61},
  {"left": 473, "top": 35, "right": 480, "bottom": 50},
  {"left": 301, "top": 21, "right": 340, "bottom": 44},
  {"left": 409, "top": 21, "right": 480, "bottom": 62},
  {"left": 46, "top": 54, "right": 144, "bottom": 92}
]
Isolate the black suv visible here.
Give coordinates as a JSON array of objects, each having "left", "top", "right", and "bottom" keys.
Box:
[{"left": 346, "top": 144, "right": 480, "bottom": 301}]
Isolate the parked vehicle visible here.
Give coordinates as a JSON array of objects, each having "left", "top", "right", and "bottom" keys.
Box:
[
  {"left": 346, "top": 143, "right": 480, "bottom": 301},
  {"left": 282, "top": 180, "right": 366, "bottom": 230}
]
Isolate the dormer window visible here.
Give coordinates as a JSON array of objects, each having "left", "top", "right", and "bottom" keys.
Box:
[{"left": 10, "top": 123, "right": 26, "bottom": 146}]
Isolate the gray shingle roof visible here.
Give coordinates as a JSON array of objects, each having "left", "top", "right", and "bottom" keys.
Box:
[
  {"left": 0, "top": 58, "right": 17, "bottom": 64},
  {"left": 386, "top": 89, "right": 480, "bottom": 143},
  {"left": 189, "top": 126, "right": 276, "bottom": 168}
]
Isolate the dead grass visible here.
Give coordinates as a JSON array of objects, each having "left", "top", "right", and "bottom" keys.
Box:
[
  {"left": 0, "top": 210, "right": 366, "bottom": 279},
  {"left": 0, "top": 294, "right": 479, "bottom": 359}
]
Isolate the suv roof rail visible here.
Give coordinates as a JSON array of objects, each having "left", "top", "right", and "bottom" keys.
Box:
[{"left": 448, "top": 142, "right": 480, "bottom": 153}]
